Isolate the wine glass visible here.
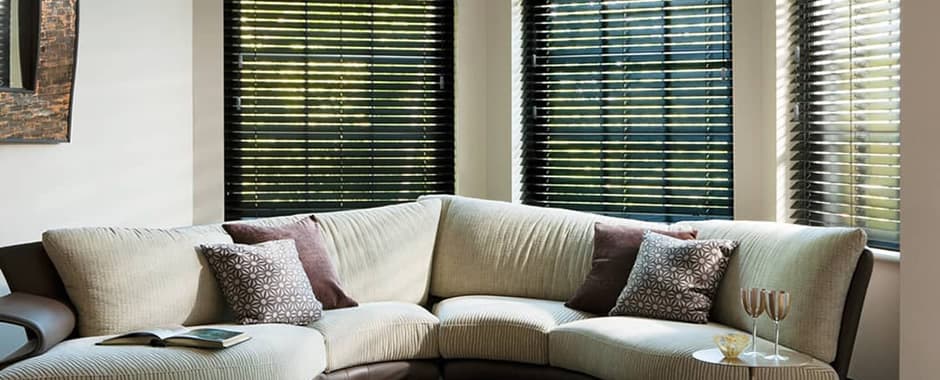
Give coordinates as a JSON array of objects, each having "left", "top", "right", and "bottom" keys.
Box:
[
  {"left": 740, "top": 288, "right": 766, "bottom": 357},
  {"left": 764, "top": 290, "right": 792, "bottom": 361}
]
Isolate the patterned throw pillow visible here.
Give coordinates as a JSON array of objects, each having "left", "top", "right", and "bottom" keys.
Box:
[
  {"left": 223, "top": 217, "right": 358, "bottom": 310},
  {"left": 565, "top": 224, "right": 698, "bottom": 315},
  {"left": 200, "top": 239, "right": 323, "bottom": 325},
  {"left": 609, "top": 231, "right": 738, "bottom": 323}
]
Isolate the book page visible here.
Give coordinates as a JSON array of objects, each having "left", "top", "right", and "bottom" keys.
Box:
[
  {"left": 171, "top": 328, "right": 243, "bottom": 342},
  {"left": 113, "top": 325, "right": 188, "bottom": 341}
]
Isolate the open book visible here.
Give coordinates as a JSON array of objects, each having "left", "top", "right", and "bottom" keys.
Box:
[{"left": 97, "top": 326, "right": 251, "bottom": 349}]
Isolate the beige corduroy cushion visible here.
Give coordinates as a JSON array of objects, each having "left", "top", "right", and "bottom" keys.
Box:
[
  {"left": 677, "top": 220, "right": 866, "bottom": 362},
  {"left": 0, "top": 324, "right": 327, "bottom": 380},
  {"left": 307, "top": 302, "right": 439, "bottom": 372},
  {"left": 236, "top": 199, "right": 442, "bottom": 305},
  {"left": 550, "top": 317, "right": 838, "bottom": 380},
  {"left": 433, "top": 295, "right": 593, "bottom": 364},
  {"left": 420, "top": 195, "right": 669, "bottom": 301},
  {"left": 42, "top": 225, "right": 233, "bottom": 337}
]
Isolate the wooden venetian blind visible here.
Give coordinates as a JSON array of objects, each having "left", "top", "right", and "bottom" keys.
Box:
[
  {"left": 224, "top": 0, "right": 455, "bottom": 219},
  {"left": 519, "top": 0, "right": 734, "bottom": 222},
  {"left": 789, "top": 0, "right": 900, "bottom": 249}
]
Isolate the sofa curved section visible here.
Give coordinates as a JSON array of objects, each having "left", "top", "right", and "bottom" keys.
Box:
[
  {"left": 434, "top": 295, "right": 593, "bottom": 364},
  {"left": 549, "top": 317, "right": 838, "bottom": 380},
  {"left": 308, "top": 302, "right": 439, "bottom": 372},
  {"left": 423, "top": 195, "right": 668, "bottom": 301},
  {"left": 0, "top": 324, "right": 327, "bottom": 380}
]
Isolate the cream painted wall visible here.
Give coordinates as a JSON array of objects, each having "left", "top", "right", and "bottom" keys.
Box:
[
  {"left": 899, "top": 1, "right": 940, "bottom": 379},
  {"left": 0, "top": 0, "right": 195, "bottom": 245},
  {"left": 193, "top": 0, "right": 225, "bottom": 224},
  {"left": 454, "top": 0, "right": 490, "bottom": 199},
  {"left": 0, "top": 0, "right": 194, "bottom": 356}
]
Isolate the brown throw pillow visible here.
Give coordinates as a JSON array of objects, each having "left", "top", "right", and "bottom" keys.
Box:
[
  {"left": 565, "top": 224, "right": 697, "bottom": 315},
  {"left": 223, "top": 217, "right": 358, "bottom": 309},
  {"left": 609, "top": 231, "right": 738, "bottom": 323},
  {"left": 200, "top": 239, "right": 323, "bottom": 325}
]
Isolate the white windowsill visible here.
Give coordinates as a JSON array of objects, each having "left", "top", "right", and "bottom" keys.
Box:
[{"left": 870, "top": 247, "right": 900, "bottom": 263}]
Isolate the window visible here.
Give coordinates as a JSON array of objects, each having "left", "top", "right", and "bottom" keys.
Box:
[
  {"left": 519, "top": 0, "right": 734, "bottom": 223},
  {"left": 0, "top": 0, "right": 10, "bottom": 87},
  {"left": 224, "top": 0, "right": 455, "bottom": 220},
  {"left": 789, "top": 0, "right": 900, "bottom": 250}
]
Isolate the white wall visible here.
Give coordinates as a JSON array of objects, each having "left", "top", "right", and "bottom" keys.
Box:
[
  {"left": 453, "top": 0, "right": 490, "bottom": 199},
  {"left": 0, "top": 0, "right": 194, "bottom": 355},
  {"left": 899, "top": 1, "right": 940, "bottom": 379},
  {"left": 193, "top": 0, "right": 224, "bottom": 224},
  {"left": 0, "top": 0, "right": 195, "bottom": 246}
]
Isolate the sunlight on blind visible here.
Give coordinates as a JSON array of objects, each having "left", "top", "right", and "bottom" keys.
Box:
[
  {"left": 789, "top": 0, "right": 900, "bottom": 250},
  {"left": 520, "top": 0, "right": 734, "bottom": 222},
  {"left": 224, "top": 0, "right": 455, "bottom": 219}
]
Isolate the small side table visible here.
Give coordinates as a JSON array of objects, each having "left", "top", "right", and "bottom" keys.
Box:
[{"left": 692, "top": 348, "right": 814, "bottom": 380}]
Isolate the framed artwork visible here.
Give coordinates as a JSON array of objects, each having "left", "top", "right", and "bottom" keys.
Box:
[{"left": 0, "top": 0, "right": 78, "bottom": 143}]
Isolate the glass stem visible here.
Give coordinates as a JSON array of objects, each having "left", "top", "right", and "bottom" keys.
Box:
[
  {"left": 774, "top": 321, "right": 781, "bottom": 357},
  {"left": 751, "top": 318, "right": 758, "bottom": 353}
]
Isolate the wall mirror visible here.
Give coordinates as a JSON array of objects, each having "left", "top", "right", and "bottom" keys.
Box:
[
  {"left": 0, "top": 0, "right": 77, "bottom": 143},
  {"left": 0, "top": 0, "right": 40, "bottom": 91}
]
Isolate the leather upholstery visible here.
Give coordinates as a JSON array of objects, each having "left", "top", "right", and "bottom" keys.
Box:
[
  {"left": 443, "top": 360, "right": 597, "bottom": 380},
  {"left": 0, "top": 293, "right": 74, "bottom": 366},
  {"left": 0, "top": 243, "right": 70, "bottom": 306},
  {"left": 315, "top": 361, "right": 440, "bottom": 380}
]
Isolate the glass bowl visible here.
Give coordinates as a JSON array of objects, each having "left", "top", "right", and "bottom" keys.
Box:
[{"left": 714, "top": 333, "right": 751, "bottom": 359}]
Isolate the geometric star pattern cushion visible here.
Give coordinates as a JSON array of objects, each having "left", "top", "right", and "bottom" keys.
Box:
[
  {"left": 200, "top": 239, "right": 323, "bottom": 325},
  {"left": 609, "top": 231, "right": 738, "bottom": 323},
  {"left": 565, "top": 223, "right": 698, "bottom": 315}
]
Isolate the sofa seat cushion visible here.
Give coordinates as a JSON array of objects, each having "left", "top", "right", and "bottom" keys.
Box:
[
  {"left": 433, "top": 296, "right": 593, "bottom": 365},
  {"left": 308, "top": 302, "right": 439, "bottom": 372},
  {"left": 549, "top": 317, "right": 838, "bottom": 380},
  {"left": 0, "top": 324, "right": 326, "bottom": 380}
]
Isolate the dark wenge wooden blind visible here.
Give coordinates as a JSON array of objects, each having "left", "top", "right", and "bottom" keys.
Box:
[
  {"left": 520, "top": 0, "right": 733, "bottom": 222},
  {"left": 224, "top": 0, "right": 455, "bottom": 219},
  {"left": 790, "top": 0, "right": 900, "bottom": 250},
  {"left": 0, "top": 0, "right": 10, "bottom": 87}
]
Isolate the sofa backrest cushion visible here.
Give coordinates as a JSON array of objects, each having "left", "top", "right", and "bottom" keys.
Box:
[
  {"left": 42, "top": 225, "right": 233, "bottom": 337},
  {"left": 240, "top": 199, "right": 442, "bottom": 305},
  {"left": 423, "top": 195, "right": 670, "bottom": 301},
  {"left": 677, "top": 220, "right": 866, "bottom": 362}
]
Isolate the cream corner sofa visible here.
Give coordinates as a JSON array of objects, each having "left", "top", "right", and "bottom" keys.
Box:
[{"left": 0, "top": 195, "right": 873, "bottom": 380}]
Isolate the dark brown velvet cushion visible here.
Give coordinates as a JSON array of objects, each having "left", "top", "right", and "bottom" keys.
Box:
[
  {"left": 223, "top": 217, "right": 358, "bottom": 309},
  {"left": 565, "top": 224, "right": 697, "bottom": 315}
]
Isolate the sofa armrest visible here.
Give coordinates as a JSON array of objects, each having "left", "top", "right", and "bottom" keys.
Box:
[{"left": 0, "top": 292, "right": 75, "bottom": 366}]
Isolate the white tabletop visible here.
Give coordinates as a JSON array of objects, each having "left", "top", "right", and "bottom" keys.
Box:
[{"left": 692, "top": 348, "right": 814, "bottom": 368}]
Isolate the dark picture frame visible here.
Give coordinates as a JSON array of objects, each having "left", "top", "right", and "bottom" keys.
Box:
[{"left": 0, "top": 0, "right": 78, "bottom": 143}]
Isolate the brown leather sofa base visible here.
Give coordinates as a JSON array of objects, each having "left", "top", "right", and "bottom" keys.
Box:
[
  {"left": 315, "top": 361, "right": 440, "bottom": 380},
  {"left": 443, "top": 360, "right": 598, "bottom": 380}
]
